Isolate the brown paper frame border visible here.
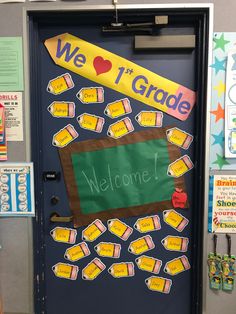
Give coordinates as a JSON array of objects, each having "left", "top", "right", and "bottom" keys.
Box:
[{"left": 59, "top": 127, "right": 187, "bottom": 227}]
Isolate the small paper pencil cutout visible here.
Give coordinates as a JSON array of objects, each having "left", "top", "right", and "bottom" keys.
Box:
[
  {"left": 77, "top": 113, "right": 104, "bottom": 133},
  {"left": 108, "top": 262, "right": 135, "bottom": 278},
  {"left": 163, "top": 209, "right": 189, "bottom": 232},
  {"left": 52, "top": 263, "right": 79, "bottom": 280},
  {"left": 50, "top": 227, "right": 77, "bottom": 244},
  {"left": 164, "top": 255, "right": 191, "bottom": 276},
  {"left": 161, "top": 236, "right": 189, "bottom": 252},
  {"left": 52, "top": 124, "right": 78, "bottom": 148},
  {"left": 166, "top": 127, "right": 193, "bottom": 149},
  {"left": 94, "top": 242, "right": 121, "bottom": 258},
  {"left": 48, "top": 101, "right": 75, "bottom": 118},
  {"left": 128, "top": 235, "right": 155, "bottom": 255},
  {"left": 107, "top": 219, "right": 133, "bottom": 241},
  {"left": 135, "top": 111, "right": 163, "bottom": 127},
  {"left": 167, "top": 155, "right": 194, "bottom": 178},
  {"left": 104, "top": 98, "right": 132, "bottom": 118},
  {"left": 136, "top": 255, "right": 162, "bottom": 274},
  {"left": 107, "top": 117, "right": 134, "bottom": 139},
  {"left": 134, "top": 215, "right": 161, "bottom": 233},
  {"left": 64, "top": 242, "right": 90, "bottom": 262},
  {"left": 47, "top": 73, "right": 74, "bottom": 95},
  {"left": 76, "top": 87, "right": 104, "bottom": 104},
  {"left": 145, "top": 276, "right": 172, "bottom": 293},
  {"left": 82, "top": 219, "right": 106, "bottom": 242},
  {"left": 82, "top": 258, "right": 106, "bottom": 280}
]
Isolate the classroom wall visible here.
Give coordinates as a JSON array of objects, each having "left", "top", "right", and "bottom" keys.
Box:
[{"left": 0, "top": 1, "right": 235, "bottom": 314}]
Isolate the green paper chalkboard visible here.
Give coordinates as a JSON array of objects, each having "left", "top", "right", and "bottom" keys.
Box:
[{"left": 59, "top": 128, "right": 186, "bottom": 227}]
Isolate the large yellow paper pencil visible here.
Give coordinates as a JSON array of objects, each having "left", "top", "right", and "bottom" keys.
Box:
[
  {"left": 135, "top": 255, "right": 162, "bottom": 274},
  {"left": 166, "top": 127, "right": 193, "bottom": 149},
  {"left": 108, "top": 262, "right": 135, "bottom": 278},
  {"left": 167, "top": 155, "right": 194, "bottom": 178},
  {"left": 107, "top": 219, "right": 133, "bottom": 241},
  {"left": 145, "top": 276, "right": 172, "bottom": 293},
  {"left": 52, "top": 124, "right": 78, "bottom": 148},
  {"left": 47, "top": 73, "right": 74, "bottom": 95},
  {"left": 135, "top": 111, "right": 163, "bottom": 127},
  {"left": 82, "top": 258, "right": 106, "bottom": 280},
  {"left": 44, "top": 33, "right": 195, "bottom": 121},
  {"left": 64, "top": 242, "right": 90, "bottom": 262},
  {"left": 161, "top": 236, "right": 189, "bottom": 252},
  {"left": 82, "top": 219, "right": 106, "bottom": 242},
  {"left": 48, "top": 101, "right": 75, "bottom": 118},
  {"left": 104, "top": 98, "right": 132, "bottom": 118},
  {"left": 134, "top": 215, "right": 161, "bottom": 233},
  {"left": 52, "top": 263, "right": 78, "bottom": 280},
  {"left": 128, "top": 235, "right": 155, "bottom": 255},
  {"left": 50, "top": 227, "right": 77, "bottom": 244},
  {"left": 107, "top": 117, "right": 134, "bottom": 139},
  {"left": 77, "top": 113, "right": 104, "bottom": 133},
  {"left": 94, "top": 242, "right": 121, "bottom": 258},
  {"left": 164, "top": 255, "right": 190, "bottom": 276},
  {"left": 163, "top": 209, "right": 189, "bottom": 232},
  {"left": 77, "top": 87, "right": 104, "bottom": 104}
]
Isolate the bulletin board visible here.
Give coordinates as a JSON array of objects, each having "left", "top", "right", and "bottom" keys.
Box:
[{"left": 28, "top": 7, "right": 210, "bottom": 314}]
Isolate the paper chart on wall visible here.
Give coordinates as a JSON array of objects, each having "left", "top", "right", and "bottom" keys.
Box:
[
  {"left": 0, "top": 163, "right": 35, "bottom": 216},
  {"left": 0, "top": 92, "right": 23, "bottom": 141}
]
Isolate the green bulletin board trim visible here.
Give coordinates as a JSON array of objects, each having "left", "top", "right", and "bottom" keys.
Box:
[{"left": 59, "top": 128, "right": 186, "bottom": 227}]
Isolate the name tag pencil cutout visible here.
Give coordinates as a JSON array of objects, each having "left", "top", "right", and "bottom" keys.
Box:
[
  {"left": 47, "top": 101, "right": 75, "bottom": 118},
  {"left": 145, "top": 276, "right": 172, "bottom": 294},
  {"left": 107, "top": 219, "right": 133, "bottom": 241},
  {"left": 166, "top": 127, "right": 193, "bottom": 149},
  {"left": 52, "top": 124, "right": 78, "bottom": 148},
  {"left": 64, "top": 242, "right": 91, "bottom": 262},
  {"left": 76, "top": 87, "right": 104, "bottom": 104},
  {"left": 52, "top": 263, "right": 79, "bottom": 280},
  {"left": 104, "top": 98, "right": 132, "bottom": 119},
  {"left": 161, "top": 236, "right": 189, "bottom": 252},
  {"left": 163, "top": 209, "right": 189, "bottom": 232},
  {"left": 47, "top": 73, "right": 74, "bottom": 95},
  {"left": 108, "top": 262, "right": 135, "bottom": 278},
  {"left": 82, "top": 258, "right": 106, "bottom": 280},
  {"left": 107, "top": 117, "right": 134, "bottom": 139},
  {"left": 135, "top": 255, "right": 162, "bottom": 274},
  {"left": 128, "top": 235, "right": 155, "bottom": 255},
  {"left": 82, "top": 219, "right": 106, "bottom": 242},
  {"left": 77, "top": 113, "right": 104, "bottom": 133},
  {"left": 134, "top": 215, "right": 161, "bottom": 233},
  {"left": 94, "top": 242, "right": 121, "bottom": 258},
  {"left": 44, "top": 33, "right": 196, "bottom": 121},
  {"left": 167, "top": 155, "right": 194, "bottom": 178},
  {"left": 50, "top": 227, "right": 77, "bottom": 244},
  {"left": 164, "top": 255, "right": 191, "bottom": 276},
  {"left": 171, "top": 188, "right": 188, "bottom": 209},
  {"left": 135, "top": 111, "right": 163, "bottom": 128}
]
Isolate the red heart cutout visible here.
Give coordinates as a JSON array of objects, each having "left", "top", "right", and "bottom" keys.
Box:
[{"left": 93, "top": 56, "right": 112, "bottom": 76}]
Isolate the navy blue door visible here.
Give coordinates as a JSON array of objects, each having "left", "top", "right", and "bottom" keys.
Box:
[{"left": 30, "top": 9, "right": 207, "bottom": 314}]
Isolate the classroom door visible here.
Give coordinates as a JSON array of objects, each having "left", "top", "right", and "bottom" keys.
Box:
[{"left": 29, "top": 8, "right": 208, "bottom": 314}]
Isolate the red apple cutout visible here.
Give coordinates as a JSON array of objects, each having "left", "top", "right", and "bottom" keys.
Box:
[{"left": 172, "top": 188, "right": 188, "bottom": 208}]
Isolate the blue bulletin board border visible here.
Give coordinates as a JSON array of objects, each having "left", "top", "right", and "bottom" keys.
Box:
[{"left": 210, "top": 32, "right": 236, "bottom": 169}]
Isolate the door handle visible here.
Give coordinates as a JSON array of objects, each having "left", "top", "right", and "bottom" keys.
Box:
[{"left": 50, "top": 212, "right": 73, "bottom": 223}]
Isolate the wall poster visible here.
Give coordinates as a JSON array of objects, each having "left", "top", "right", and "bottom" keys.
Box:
[{"left": 209, "top": 174, "right": 236, "bottom": 233}]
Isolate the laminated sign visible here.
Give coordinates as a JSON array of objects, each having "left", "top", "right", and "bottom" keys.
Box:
[
  {"left": 45, "top": 33, "right": 195, "bottom": 121},
  {"left": 59, "top": 128, "right": 186, "bottom": 227}
]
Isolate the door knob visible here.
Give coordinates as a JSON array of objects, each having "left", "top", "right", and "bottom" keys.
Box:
[{"left": 50, "top": 212, "right": 73, "bottom": 223}]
